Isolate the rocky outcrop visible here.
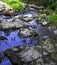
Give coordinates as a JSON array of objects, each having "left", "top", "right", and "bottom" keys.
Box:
[
  {"left": 4, "top": 38, "right": 56, "bottom": 65},
  {"left": 0, "top": 19, "right": 29, "bottom": 30}
]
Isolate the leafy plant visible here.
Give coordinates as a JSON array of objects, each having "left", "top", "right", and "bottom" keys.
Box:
[
  {"left": 47, "top": 13, "right": 57, "bottom": 26},
  {"left": 46, "top": 8, "right": 54, "bottom": 15},
  {"left": 4, "top": 0, "right": 24, "bottom": 12},
  {"left": 41, "top": 0, "right": 57, "bottom": 10}
]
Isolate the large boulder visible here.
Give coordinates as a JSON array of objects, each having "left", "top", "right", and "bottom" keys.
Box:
[
  {"left": 0, "top": 1, "right": 15, "bottom": 15},
  {"left": 0, "top": 19, "right": 29, "bottom": 30},
  {"left": 4, "top": 37, "right": 56, "bottom": 65}
]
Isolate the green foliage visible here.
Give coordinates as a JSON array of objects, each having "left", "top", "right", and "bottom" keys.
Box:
[
  {"left": 4, "top": 0, "right": 24, "bottom": 12},
  {"left": 46, "top": 8, "right": 54, "bottom": 15},
  {"left": 47, "top": 13, "right": 57, "bottom": 26},
  {"left": 41, "top": 0, "right": 57, "bottom": 10},
  {"left": 42, "top": 0, "right": 57, "bottom": 27}
]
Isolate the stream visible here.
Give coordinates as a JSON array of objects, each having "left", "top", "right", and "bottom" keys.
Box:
[{"left": 0, "top": 7, "right": 55, "bottom": 65}]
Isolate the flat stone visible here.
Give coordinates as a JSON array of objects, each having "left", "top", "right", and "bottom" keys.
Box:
[
  {"left": 18, "top": 46, "right": 42, "bottom": 62},
  {"left": 23, "top": 17, "right": 33, "bottom": 22}
]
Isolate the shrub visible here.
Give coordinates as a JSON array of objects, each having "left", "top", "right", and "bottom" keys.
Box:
[
  {"left": 4, "top": 0, "right": 24, "bottom": 12},
  {"left": 47, "top": 13, "right": 57, "bottom": 26},
  {"left": 41, "top": 0, "right": 57, "bottom": 10},
  {"left": 46, "top": 8, "right": 54, "bottom": 15}
]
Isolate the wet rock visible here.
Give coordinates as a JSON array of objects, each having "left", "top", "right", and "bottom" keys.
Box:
[
  {"left": 23, "top": 11, "right": 38, "bottom": 18},
  {"left": 23, "top": 17, "right": 33, "bottom": 22},
  {"left": 18, "top": 28, "right": 38, "bottom": 37},
  {"left": 54, "top": 30, "right": 57, "bottom": 35},
  {"left": 29, "top": 7, "right": 35, "bottom": 11},
  {"left": 41, "top": 19, "right": 48, "bottom": 26},
  {"left": 48, "top": 26, "right": 56, "bottom": 31},
  {"left": 12, "top": 47, "right": 18, "bottom": 52},
  {"left": 28, "top": 18, "right": 38, "bottom": 28},
  {"left": 4, "top": 46, "right": 42, "bottom": 63},
  {"left": 0, "top": 4, "right": 5, "bottom": 12},
  {"left": 20, "top": 28, "right": 32, "bottom": 37},
  {"left": 4, "top": 46, "right": 26, "bottom": 64},
  {"left": 0, "top": 36, "right": 8, "bottom": 40},
  {"left": 23, "top": 14, "right": 33, "bottom": 18},
  {"left": 43, "top": 39, "right": 55, "bottom": 52},
  {"left": 29, "top": 5, "right": 44, "bottom": 10},
  {"left": 0, "top": 1, "right": 15, "bottom": 16},
  {"left": 4, "top": 45, "right": 56, "bottom": 65},
  {"left": 17, "top": 46, "right": 42, "bottom": 62},
  {"left": 0, "top": 19, "right": 29, "bottom": 29},
  {"left": 38, "top": 14, "right": 48, "bottom": 24}
]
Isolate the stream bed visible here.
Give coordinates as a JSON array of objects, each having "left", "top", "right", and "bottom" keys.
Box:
[{"left": 0, "top": 6, "right": 56, "bottom": 65}]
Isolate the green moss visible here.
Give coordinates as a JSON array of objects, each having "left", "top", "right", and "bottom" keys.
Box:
[{"left": 4, "top": 0, "right": 24, "bottom": 12}]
